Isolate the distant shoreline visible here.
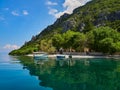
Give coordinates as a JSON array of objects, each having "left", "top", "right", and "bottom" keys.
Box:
[{"left": 27, "top": 54, "right": 120, "bottom": 59}]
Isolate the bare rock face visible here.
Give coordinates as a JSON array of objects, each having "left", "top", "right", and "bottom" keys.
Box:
[
  {"left": 62, "top": 10, "right": 120, "bottom": 33},
  {"left": 107, "top": 11, "right": 120, "bottom": 21},
  {"left": 54, "top": 13, "right": 70, "bottom": 26},
  {"left": 94, "top": 11, "right": 120, "bottom": 27},
  {"left": 78, "top": 23, "right": 85, "bottom": 32},
  {"left": 62, "top": 19, "right": 76, "bottom": 32},
  {"left": 61, "top": 11, "right": 120, "bottom": 33}
]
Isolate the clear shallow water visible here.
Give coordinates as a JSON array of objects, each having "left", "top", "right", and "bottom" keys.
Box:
[
  {"left": 0, "top": 53, "right": 120, "bottom": 90},
  {"left": 0, "top": 53, "right": 52, "bottom": 90}
]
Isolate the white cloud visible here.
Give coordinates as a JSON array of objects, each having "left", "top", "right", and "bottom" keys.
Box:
[
  {"left": 46, "top": 0, "right": 58, "bottom": 6},
  {"left": 3, "top": 44, "right": 20, "bottom": 50},
  {"left": 63, "top": 0, "right": 84, "bottom": 14},
  {"left": 48, "top": 0, "right": 91, "bottom": 18},
  {"left": 48, "top": 8, "right": 58, "bottom": 16},
  {"left": 23, "top": 10, "right": 29, "bottom": 15},
  {"left": 11, "top": 10, "right": 29, "bottom": 16},
  {"left": 54, "top": 11, "right": 66, "bottom": 18},
  {"left": 11, "top": 11, "right": 20, "bottom": 16}
]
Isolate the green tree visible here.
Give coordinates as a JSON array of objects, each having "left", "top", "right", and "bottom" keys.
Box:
[
  {"left": 52, "top": 30, "right": 86, "bottom": 52},
  {"left": 112, "top": 42, "right": 120, "bottom": 52},
  {"left": 72, "top": 32, "right": 86, "bottom": 51},
  {"left": 52, "top": 34, "right": 64, "bottom": 50},
  {"left": 62, "top": 30, "right": 86, "bottom": 51},
  {"left": 99, "top": 38, "right": 114, "bottom": 54},
  {"left": 63, "top": 30, "right": 76, "bottom": 49},
  {"left": 86, "top": 26, "right": 120, "bottom": 54},
  {"left": 40, "top": 39, "right": 56, "bottom": 53}
]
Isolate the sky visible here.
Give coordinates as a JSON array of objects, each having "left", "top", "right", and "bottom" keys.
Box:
[{"left": 0, "top": 0, "right": 90, "bottom": 53}]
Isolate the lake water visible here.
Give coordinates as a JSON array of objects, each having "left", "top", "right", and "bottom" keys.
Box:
[{"left": 0, "top": 53, "right": 120, "bottom": 90}]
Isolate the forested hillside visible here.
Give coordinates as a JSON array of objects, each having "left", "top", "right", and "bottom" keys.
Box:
[{"left": 9, "top": 0, "right": 120, "bottom": 55}]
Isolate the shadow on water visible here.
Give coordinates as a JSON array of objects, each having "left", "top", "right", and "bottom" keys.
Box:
[{"left": 17, "top": 56, "right": 120, "bottom": 90}]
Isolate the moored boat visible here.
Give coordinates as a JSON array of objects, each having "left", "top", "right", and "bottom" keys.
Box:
[
  {"left": 56, "top": 54, "right": 66, "bottom": 60},
  {"left": 33, "top": 52, "right": 48, "bottom": 60}
]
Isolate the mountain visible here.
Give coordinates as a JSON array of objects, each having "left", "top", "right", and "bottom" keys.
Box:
[{"left": 9, "top": 0, "right": 120, "bottom": 55}]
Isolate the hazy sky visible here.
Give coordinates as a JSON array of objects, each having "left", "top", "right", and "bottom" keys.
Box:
[{"left": 0, "top": 0, "right": 90, "bottom": 52}]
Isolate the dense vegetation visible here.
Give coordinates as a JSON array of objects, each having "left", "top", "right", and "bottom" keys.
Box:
[
  {"left": 9, "top": 0, "right": 120, "bottom": 55},
  {"left": 9, "top": 26, "right": 120, "bottom": 55}
]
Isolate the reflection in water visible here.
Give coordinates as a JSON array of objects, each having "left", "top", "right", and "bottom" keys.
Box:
[
  {"left": 56, "top": 59, "right": 76, "bottom": 67},
  {"left": 18, "top": 56, "right": 120, "bottom": 90}
]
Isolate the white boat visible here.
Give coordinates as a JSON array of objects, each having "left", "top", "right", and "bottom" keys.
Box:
[{"left": 33, "top": 52, "right": 48, "bottom": 60}]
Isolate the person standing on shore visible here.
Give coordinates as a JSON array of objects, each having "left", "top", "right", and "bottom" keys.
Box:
[{"left": 59, "top": 48, "right": 63, "bottom": 54}]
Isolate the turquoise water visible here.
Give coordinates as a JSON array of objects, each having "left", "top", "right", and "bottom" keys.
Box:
[
  {"left": 0, "top": 53, "right": 120, "bottom": 90},
  {"left": 0, "top": 53, "right": 52, "bottom": 90}
]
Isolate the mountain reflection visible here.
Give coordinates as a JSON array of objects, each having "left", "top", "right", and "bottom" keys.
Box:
[{"left": 18, "top": 56, "right": 120, "bottom": 90}]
